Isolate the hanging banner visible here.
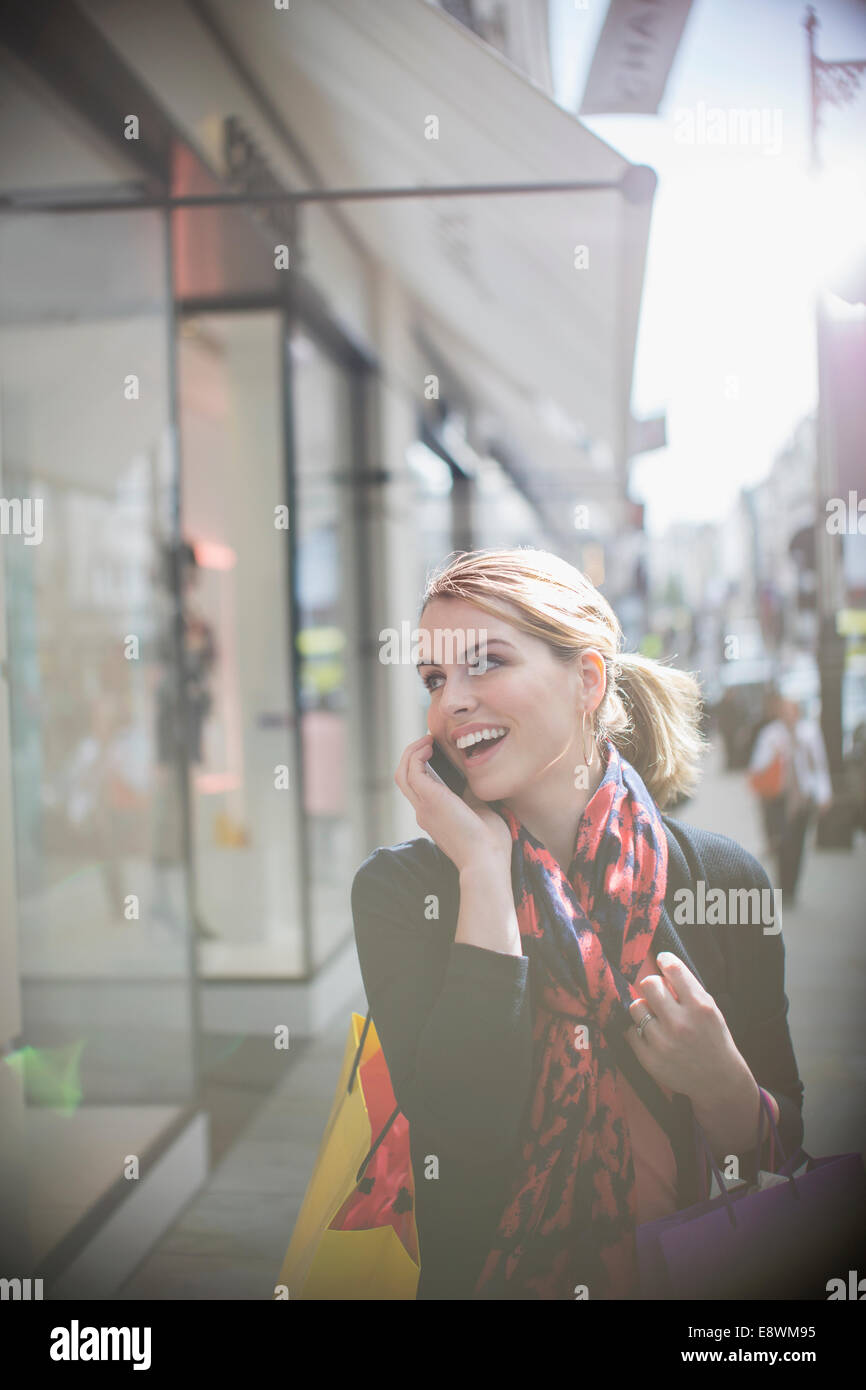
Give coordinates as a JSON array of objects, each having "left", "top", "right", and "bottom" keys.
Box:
[
  {"left": 819, "top": 306, "right": 866, "bottom": 499},
  {"left": 579, "top": 0, "right": 694, "bottom": 116}
]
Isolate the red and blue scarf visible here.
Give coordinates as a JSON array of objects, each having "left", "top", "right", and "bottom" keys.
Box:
[{"left": 472, "top": 738, "right": 669, "bottom": 1300}]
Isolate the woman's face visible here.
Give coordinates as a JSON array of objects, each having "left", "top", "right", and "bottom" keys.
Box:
[{"left": 417, "top": 596, "right": 601, "bottom": 801}]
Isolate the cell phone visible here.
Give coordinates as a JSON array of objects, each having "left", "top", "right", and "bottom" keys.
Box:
[{"left": 427, "top": 738, "right": 468, "bottom": 797}]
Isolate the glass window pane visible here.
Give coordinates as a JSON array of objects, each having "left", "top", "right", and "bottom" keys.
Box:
[
  {"left": 0, "top": 202, "right": 197, "bottom": 1268},
  {"left": 176, "top": 311, "right": 305, "bottom": 975},
  {"left": 292, "top": 328, "right": 362, "bottom": 970}
]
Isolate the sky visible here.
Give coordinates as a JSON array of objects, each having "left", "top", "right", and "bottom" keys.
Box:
[{"left": 548, "top": 0, "right": 866, "bottom": 532}]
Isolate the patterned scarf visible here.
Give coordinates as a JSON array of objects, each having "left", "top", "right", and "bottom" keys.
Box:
[{"left": 472, "top": 738, "right": 669, "bottom": 1300}]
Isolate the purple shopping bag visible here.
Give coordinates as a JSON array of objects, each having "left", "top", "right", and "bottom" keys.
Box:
[{"left": 636, "top": 1091, "right": 866, "bottom": 1300}]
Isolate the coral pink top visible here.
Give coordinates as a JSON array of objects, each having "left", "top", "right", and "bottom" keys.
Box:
[{"left": 616, "top": 949, "right": 680, "bottom": 1224}]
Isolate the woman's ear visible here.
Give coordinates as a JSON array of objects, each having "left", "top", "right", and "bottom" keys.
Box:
[{"left": 579, "top": 649, "right": 607, "bottom": 710}]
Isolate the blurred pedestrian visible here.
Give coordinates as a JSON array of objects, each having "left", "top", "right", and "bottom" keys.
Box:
[
  {"left": 748, "top": 694, "right": 832, "bottom": 905},
  {"left": 746, "top": 685, "right": 783, "bottom": 856}
]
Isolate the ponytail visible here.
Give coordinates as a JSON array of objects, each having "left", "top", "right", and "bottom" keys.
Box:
[{"left": 598, "top": 652, "right": 708, "bottom": 809}]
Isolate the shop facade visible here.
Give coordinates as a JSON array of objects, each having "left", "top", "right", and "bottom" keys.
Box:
[{"left": 0, "top": 0, "right": 650, "bottom": 1293}]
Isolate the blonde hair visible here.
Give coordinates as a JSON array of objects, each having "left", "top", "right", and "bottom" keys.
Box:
[{"left": 420, "top": 547, "right": 709, "bottom": 810}]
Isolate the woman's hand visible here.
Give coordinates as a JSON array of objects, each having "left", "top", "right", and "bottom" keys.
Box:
[
  {"left": 394, "top": 733, "right": 513, "bottom": 876},
  {"left": 625, "top": 953, "right": 775, "bottom": 1161},
  {"left": 624, "top": 953, "right": 745, "bottom": 1105}
]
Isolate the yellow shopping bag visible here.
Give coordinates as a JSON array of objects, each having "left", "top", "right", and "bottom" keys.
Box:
[{"left": 276, "top": 1011, "right": 420, "bottom": 1300}]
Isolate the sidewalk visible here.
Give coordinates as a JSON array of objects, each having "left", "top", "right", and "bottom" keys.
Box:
[
  {"left": 116, "top": 739, "right": 866, "bottom": 1299},
  {"left": 116, "top": 983, "right": 368, "bottom": 1300},
  {"left": 675, "top": 738, "right": 866, "bottom": 1163}
]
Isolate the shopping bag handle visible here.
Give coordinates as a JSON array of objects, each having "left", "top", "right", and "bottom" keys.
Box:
[
  {"left": 355, "top": 1104, "right": 402, "bottom": 1184},
  {"left": 696, "top": 1086, "right": 800, "bottom": 1227},
  {"left": 350, "top": 1010, "right": 403, "bottom": 1185},
  {"left": 347, "top": 1011, "right": 373, "bottom": 1096}
]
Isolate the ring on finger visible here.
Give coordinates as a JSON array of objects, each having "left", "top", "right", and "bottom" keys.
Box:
[{"left": 635, "top": 1011, "right": 656, "bottom": 1040}]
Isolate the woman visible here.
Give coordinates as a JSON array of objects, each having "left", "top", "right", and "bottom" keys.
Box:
[
  {"left": 746, "top": 685, "right": 786, "bottom": 859},
  {"left": 748, "top": 692, "right": 832, "bottom": 905},
  {"left": 352, "top": 549, "right": 804, "bottom": 1300}
]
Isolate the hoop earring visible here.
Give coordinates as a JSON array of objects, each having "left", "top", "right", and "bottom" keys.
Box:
[{"left": 581, "top": 710, "right": 595, "bottom": 767}]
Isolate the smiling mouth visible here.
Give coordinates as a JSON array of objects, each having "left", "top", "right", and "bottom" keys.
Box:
[{"left": 460, "top": 730, "right": 509, "bottom": 765}]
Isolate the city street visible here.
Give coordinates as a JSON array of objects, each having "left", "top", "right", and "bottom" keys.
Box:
[{"left": 2, "top": 0, "right": 865, "bottom": 1319}]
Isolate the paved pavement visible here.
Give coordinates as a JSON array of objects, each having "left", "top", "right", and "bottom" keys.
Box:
[
  {"left": 116, "top": 738, "right": 866, "bottom": 1299},
  {"left": 115, "top": 992, "right": 366, "bottom": 1300},
  {"left": 675, "top": 739, "right": 866, "bottom": 1162}
]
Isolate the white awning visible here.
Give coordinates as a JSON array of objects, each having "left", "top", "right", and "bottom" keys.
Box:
[
  {"left": 79, "top": 0, "right": 655, "bottom": 525},
  {"left": 202, "top": 0, "right": 655, "bottom": 493}
]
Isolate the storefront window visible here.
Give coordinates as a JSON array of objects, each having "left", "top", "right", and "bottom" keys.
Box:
[
  {"left": 407, "top": 440, "right": 454, "bottom": 725},
  {"left": 407, "top": 440, "right": 454, "bottom": 589},
  {"left": 292, "top": 328, "right": 364, "bottom": 970},
  {"left": 176, "top": 310, "right": 305, "bottom": 975},
  {"left": 0, "top": 192, "right": 198, "bottom": 1269},
  {"left": 473, "top": 452, "right": 545, "bottom": 549}
]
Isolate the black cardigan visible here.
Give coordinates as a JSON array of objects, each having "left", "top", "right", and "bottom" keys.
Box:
[{"left": 351, "top": 815, "right": 805, "bottom": 1300}]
